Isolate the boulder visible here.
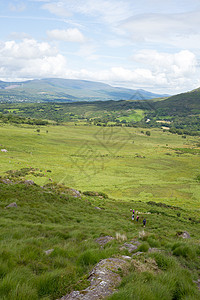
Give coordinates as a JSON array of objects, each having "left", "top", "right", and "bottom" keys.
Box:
[
  {"left": 44, "top": 249, "right": 54, "bottom": 255},
  {"left": 5, "top": 202, "right": 17, "bottom": 209},
  {"left": 69, "top": 188, "right": 81, "bottom": 198},
  {"left": 120, "top": 240, "right": 141, "bottom": 253},
  {"left": 177, "top": 231, "right": 191, "bottom": 239},
  {"left": 24, "top": 180, "right": 35, "bottom": 185},
  {"left": 58, "top": 257, "right": 130, "bottom": 300},
  {"left": 95, "top": 236, "right": 114, "bottom": 246},
  {"left": 1, "top": 179, "right": 13, "bottom": 184}
]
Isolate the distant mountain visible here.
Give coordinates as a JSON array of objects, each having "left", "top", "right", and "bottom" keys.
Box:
[
  {"left": 154, "top": 87, "right": 200, "bottom": 115},
  {"left": 0, "top": 78, "right": 169, "bottom": 103}
]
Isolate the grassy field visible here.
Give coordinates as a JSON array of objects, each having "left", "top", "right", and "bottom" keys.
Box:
[
  {"left": 0, "top": 181, "right": 199, "bottom": 299},
  {"left": 0, "top": 122, "right": 200, "bottom": 299},
  {"left": 0, "top": 123, "right": 199, "bottom": 211}
]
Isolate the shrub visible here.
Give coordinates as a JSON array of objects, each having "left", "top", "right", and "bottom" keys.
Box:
[
  {"left": 77, "top": 250, "right": 99, "bottom": 267},
  {"left": 173, "top": 245, "right": 196, "bottom": 260},
  {"left": 160, "top": 268, "right": 198, "bottom": 300},
  {"left": 147, "top": 237, "right": 160, "bottom": 248},
  {"left": 146, "top": 130, "right": 151, "bottom": 136},
  {"left": 138, "top": 242, "right": 149, "bottom": 252},
  {"left": 151, "top": 253, "right": 177, "bottom": 271},
  {"left": 83, "top": 191, "right": 98, "bottom": 196},
  {"left": 98, "top": 192, "right": 108, "bottom": 199}
]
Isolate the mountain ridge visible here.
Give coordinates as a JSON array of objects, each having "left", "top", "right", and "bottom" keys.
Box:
[{"left": 0, "top": 78, "right": 169, "bottom": 102}]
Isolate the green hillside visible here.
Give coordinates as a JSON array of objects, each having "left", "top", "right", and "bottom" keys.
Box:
[
  {"left": 0, "top": 78, "right": 168, "bottom": 103},
  {"left": 0, "top": 179, "right": 199, "bottom": 300},
  {"left": 154, "top": 89, "right": 200, "bottom": 115},
  {"left": 0, "top": 116, "right": 199, "bottom": 299}
]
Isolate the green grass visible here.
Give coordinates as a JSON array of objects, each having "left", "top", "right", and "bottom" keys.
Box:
[
  {"left": 0, "top": 181, "right": 199, "bottom": 299},
  {"left": 0, "top": 122, "right": 199, "bottom": 299},
  {"left": 0, "top": 123, "right": 199, "bottom": 210}
]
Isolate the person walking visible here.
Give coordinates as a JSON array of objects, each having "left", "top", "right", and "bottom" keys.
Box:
[
  {"left": 132, "top": 209, "right": 135, "bottom": 221},
  {"left": 143, "top": 218, "right": 146, "bottom": 227}
]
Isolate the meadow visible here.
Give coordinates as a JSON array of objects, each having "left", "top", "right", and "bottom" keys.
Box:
[
  {"left": 0, "top": 122, "right": 200, "bottom": 299},
  {"left": 0, "top": 123, "right": 199, "bottom": 211}
]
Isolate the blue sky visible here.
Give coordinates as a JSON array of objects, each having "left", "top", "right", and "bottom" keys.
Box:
[{"left": 1, "top": 0, "right": 200, "bottom": 94}]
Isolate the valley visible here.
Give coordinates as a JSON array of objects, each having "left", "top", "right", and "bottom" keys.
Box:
[{"left": 0, "top": 87, "right": 199, "bottom": 300}]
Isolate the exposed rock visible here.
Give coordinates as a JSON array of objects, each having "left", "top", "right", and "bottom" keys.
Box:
[
  {"left": 177, "top": 231, "right": 191, "bottom": 239},
  {"left": 24, "top": 180, "right": 35, "bottom": 185},
  {"left": 68, "top": 188, "right": 81, "bottom": 198},
  {"left": 120, "top": 240, "right": 141, "bottom": 253},
  {"left": 95, "top": 236, "right": 114, "bottom": 246},
  {"left": 132, "top": 252, "right": 143, "bottom": 256},
  {"left": 148, "top": 248, "right": 162, "bottom": 253},
  {"left": 5, "top": 202, "right": 17, "bottom": 208},
  {"left": 0, "top": 179, "right": 13, "bottom": 184},
  {"left": 44, "top": 249, "right": 54, "bottom": 255},
  {"left": 194, "top": 279, "right": 200, "bottom": 291},
  {"left": 94, "top": 207, "right": 102, "bottom": 210},
  {"left": 58, "top": 257, "right": 131, "bottom": 300},
  {"left": 1, "top": 149, "right": 7, "bottom": 152},
  {"left": 121, "top": 255, "right": 131, "bottom": 260}
]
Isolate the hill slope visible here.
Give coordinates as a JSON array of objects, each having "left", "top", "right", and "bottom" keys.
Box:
[
  {"left": 154, "top": 88, "right": 200, "bottom": 115},
  {"left": 0, "top": 178, "right": 199, "bottom": 299},
  {"left": 0, "top": 78, "right": 168, "bottom": 102}
]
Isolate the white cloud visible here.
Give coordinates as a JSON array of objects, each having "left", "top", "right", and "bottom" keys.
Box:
[
  {"left": 42, "top": 0, "right": 132, "bottom": 24},
  {"left": 121, "top": 10, "right": 200, "bottom": 49},
  {"left": 42, "top": 1, "right": 71, "bottom": 17},
  {"left": 47, "top": 28, "right": 85, "bottom": 42},
  {"left": 0, "top": 39, "right": 57, "bottom": 59},
  {"left": 0, "top": 38, "right": 199, "bottom": 93},
  {"left": 131, "top": 49, "right": 198, "bottom": 91},
  {"left": 0, "top": 39, "right": 67, "bottom": 79},
  {"left": 133, "top": 49, "right": 196, "bottom": 76}
]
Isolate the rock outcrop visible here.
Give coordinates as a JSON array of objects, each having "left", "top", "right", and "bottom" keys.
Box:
[{"left": 58, "top": 257, "right": 130, "bottom": 300}]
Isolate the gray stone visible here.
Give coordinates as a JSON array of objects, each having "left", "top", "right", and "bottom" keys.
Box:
[
  {"left": 58, "top": 257, "right": 130, "bottom": 300},
  {"left": 120, "top": 240, "right": 141, "bottom": 253},
  {"left": 193, "top": 279, "right": 200, "bottom": 291},
  {"left": 121, "top": 255, "right": 131, "bottom": 260},
  {"left": 148, "top": 248, "right": 162, "bottom": 253},
  {"left": 5, "top": 202, "right": 17, "bottom": 208},
  {"left": 45, "top": 249, "right": 54, "bottom": 255},
  {"left": 1, "top": 179, "right": 13, "bottom": 184},
  {"left": 132, "top": 252, "right": 143, "bottom": 256},
  {"left": 24, "top": 180, "right": 35, "bottom": 185},
  {"left": 181, "top": 231, "right": 191, "bottom": 239},
  {"left": 69, "top": 188, "right": 81, "bottom": 198},
  {"left": 95, "top": 236, "right": 114, "bottom": 246}
]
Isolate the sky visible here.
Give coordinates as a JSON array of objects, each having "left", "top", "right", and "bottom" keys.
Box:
[{"left": 1, "top": 0, "right": 200, "bottom": 94}]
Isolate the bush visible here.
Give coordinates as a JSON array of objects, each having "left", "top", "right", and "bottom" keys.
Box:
[
  {"left": 77, "top": 250, "right": 100, "bottom": 267},
  {"left": 151, "top": 253, "right": 177, "bottom": 271},
  {"left": 138, "top": 242, "right": 149, "bottom": 252},
  {"left": 146, "top": 131, "right": 151, "bottom": 136},
  {"left": 147, "top": 237, "right": 160, "bottom": 248},
  {"left": 173, "top": 245, "right": 196, "bottom": 260}
]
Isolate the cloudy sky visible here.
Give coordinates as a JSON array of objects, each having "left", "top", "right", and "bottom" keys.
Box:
[{"left": 1, "top": 0, "right": 200, "bottom": 94}]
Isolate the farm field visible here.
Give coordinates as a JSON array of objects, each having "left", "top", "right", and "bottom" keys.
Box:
[{"left": 0, "top": 123, "right": 199, "bottom": 212}]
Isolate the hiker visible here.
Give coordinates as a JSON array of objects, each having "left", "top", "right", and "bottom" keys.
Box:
[
  {"left": 143, "top": 218, "right": 146, "bottom": 227},
  {"left": 132, "top": 209, "right": 135, "bottom": 221},
  {"left": 136, "top": 215, "right": 139, "bottom": 222}
]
